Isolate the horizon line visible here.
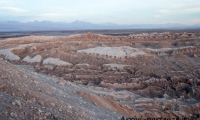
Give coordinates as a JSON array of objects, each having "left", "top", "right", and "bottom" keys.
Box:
[{"left": 1, "top": 20, "right": 199, "bottom": 26}]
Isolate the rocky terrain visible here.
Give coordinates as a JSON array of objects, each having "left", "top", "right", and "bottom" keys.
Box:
[{"left": 0, "top": 31, "right": 200, "bottom": 119}]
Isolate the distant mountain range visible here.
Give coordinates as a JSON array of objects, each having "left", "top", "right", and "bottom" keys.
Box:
[{"left": 0, "top": 20, "right": 200, "bottom": 32}]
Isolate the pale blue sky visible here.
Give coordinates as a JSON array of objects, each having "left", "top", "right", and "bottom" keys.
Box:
[{"left": 0, "top": 0, "right": 200, "bottom": 24}]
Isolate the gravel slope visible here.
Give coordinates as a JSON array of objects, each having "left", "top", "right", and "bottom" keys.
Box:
[{"left": 0, "top": 59, "right": 121, "bottom": 120}]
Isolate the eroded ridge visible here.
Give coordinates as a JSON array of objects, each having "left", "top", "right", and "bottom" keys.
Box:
[{"left": 0, "top": 32, "right": 200, "bottom": 119}]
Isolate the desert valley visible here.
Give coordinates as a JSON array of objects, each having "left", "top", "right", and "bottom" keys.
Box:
[{"left": 0, "top": 30, "right": 200, "bottom": 119}]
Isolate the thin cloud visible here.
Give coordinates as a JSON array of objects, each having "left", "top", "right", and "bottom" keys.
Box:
[
  {"left": 0, "top": 0, "right": 7, "bottom": 4},
  {"left": 158, "top": 9, "right": 171, "bottom": 14},
  {"left": 0, "top": 7, "right": 27, "bottom": 12},
  {"left": 186, "top": 18, "right": 200, "bottom": 24},
  {"left": 154, "top": 15, "right": 161, "bottom": 19},
  {"left": 39, "top": 13, "right": 77, "bottom": 17},
  {"left": 158, "top": 7, "right": 200, "bottom": 14},
  {"left": 185, "top": 7, "right": 200, "bottom": 13}
]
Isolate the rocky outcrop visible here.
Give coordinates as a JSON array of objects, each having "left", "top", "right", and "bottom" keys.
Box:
[
  {"left": 22, "top": 55, "right": 42, "bottom": 63},
  {"left": 43, "top": 58, "right": 72, "bottom": 66}
]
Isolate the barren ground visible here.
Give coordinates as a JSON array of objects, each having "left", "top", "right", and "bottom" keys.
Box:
[{"left": 0, "top": 31, "right": 200, "bottom": 119}]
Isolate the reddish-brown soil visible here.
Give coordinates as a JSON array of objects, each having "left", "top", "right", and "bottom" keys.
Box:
[{"left": 0, "top": 31, "right": 200, "bottom": 119}]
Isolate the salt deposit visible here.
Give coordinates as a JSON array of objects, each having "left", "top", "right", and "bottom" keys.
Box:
[
  {"left": 44, "top": 65, "right": 54, "bottom": 70},
  {"left": 43, "top": 57, "right": 72, "bottom": 66},
  {"left": 104, "top": 64, "right": 131, "bottom": 69},
  {"left": 0, "top": 44, "right": 32, "bottom": 61},
  {"left": 145, "top": 46, "right": 194, "bottom": 52},
  {"left": 75, "top": 63, "right": 90, "bottom": 66},
  {"left": 0, "top": 49, "right": 20, "bottom": 60},
  {"left": 77, "top": 46, "right": 146, "bottom": 57},
  {"left": 78, "top": 46, "right": 194, "bottom": 57},
  {"left": 22, "top": 55, "right": 42, "bottom": 63}
]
